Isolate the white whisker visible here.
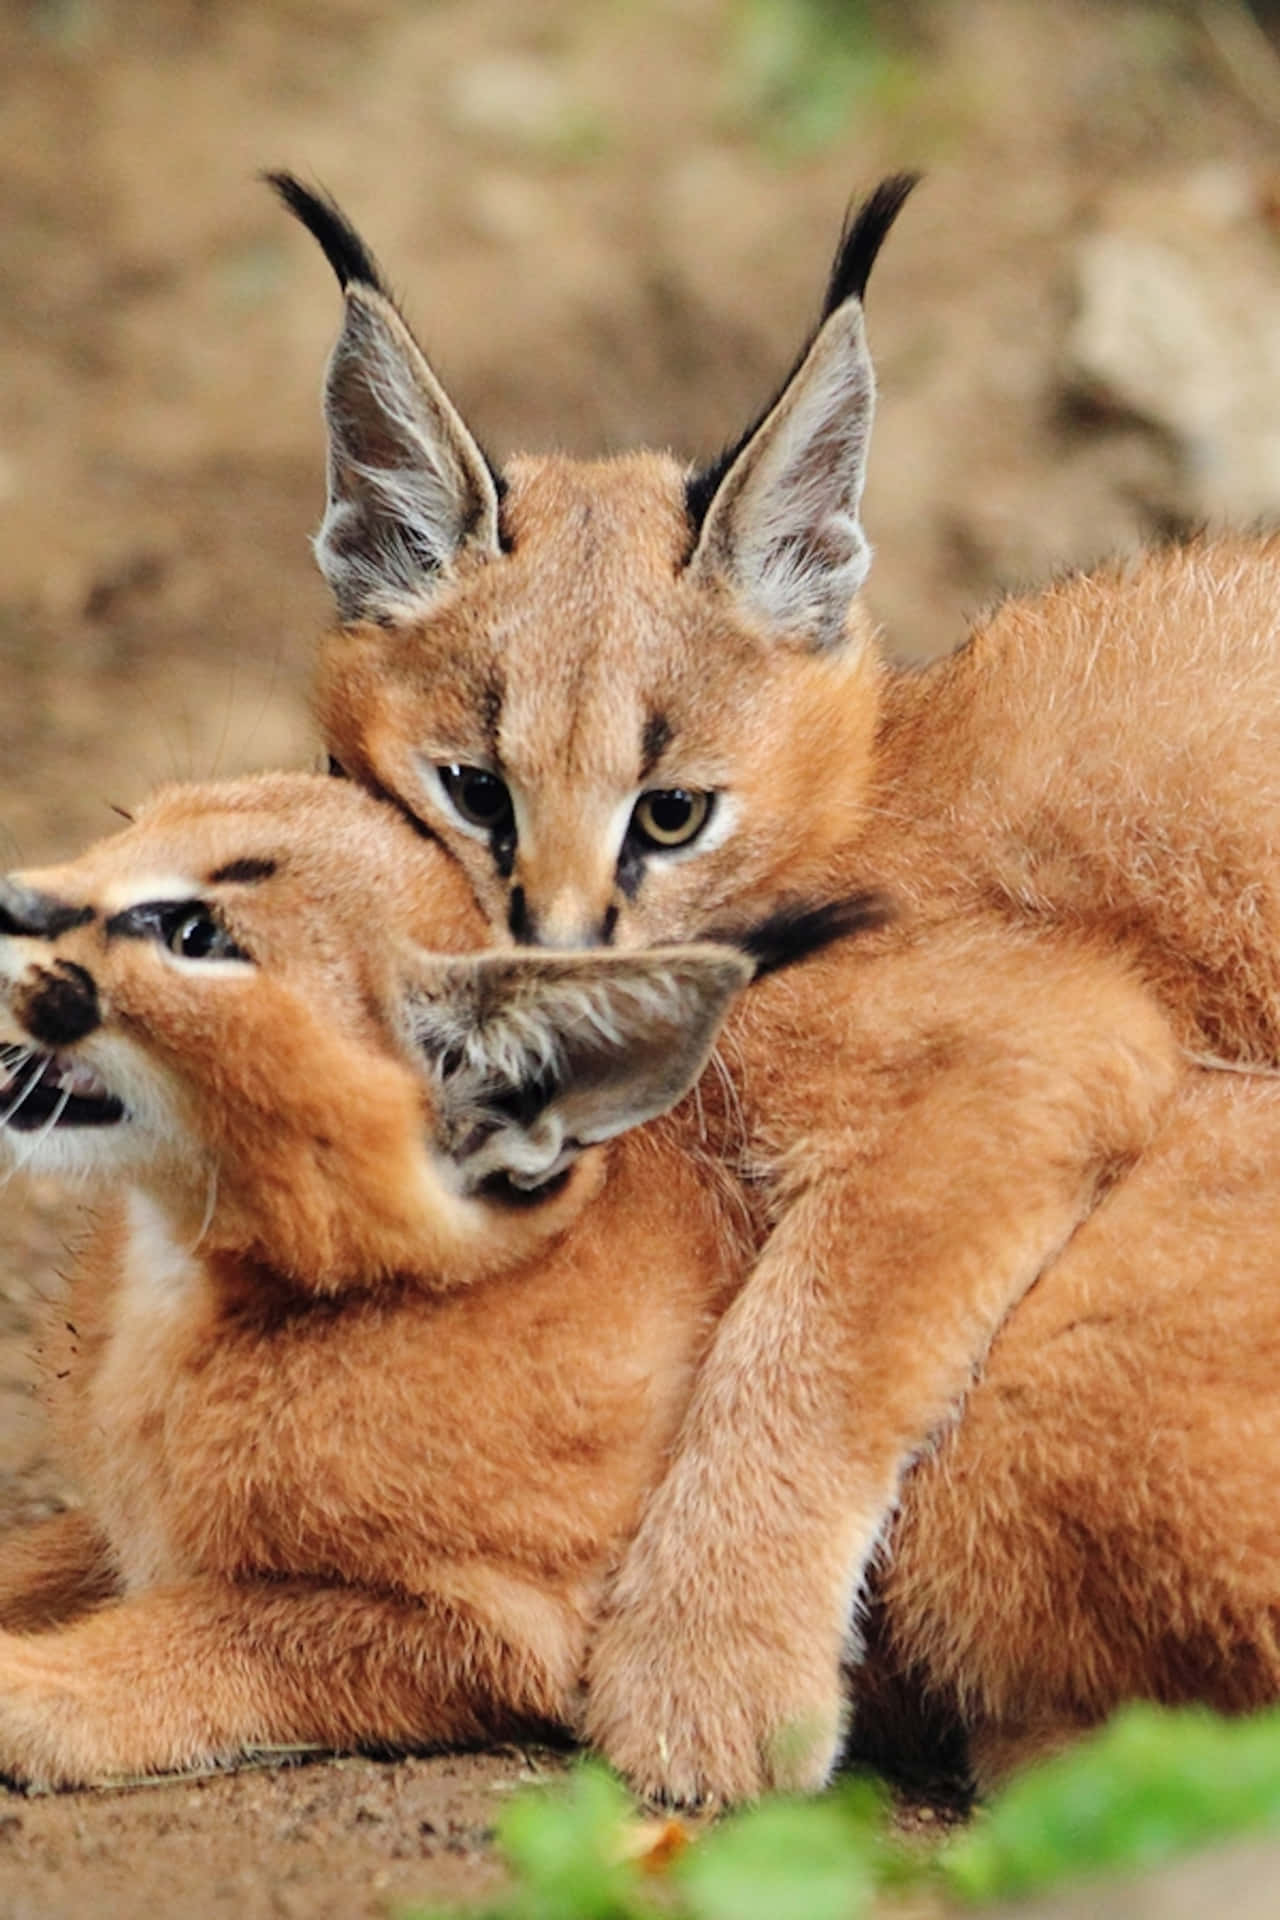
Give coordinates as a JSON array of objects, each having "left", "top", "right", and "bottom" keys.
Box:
[
  {"left": 2, "top": 1078, "right": 74, "bottom": 1185},
  {"left": 189, "top": 1161, "right": 219, "bottom": 1254},
  {"left": 708, "top": 1033, "right": 749, "bottom": 1162},
  {"left": 0, "top": 1050, "right": 46, "bottom": 1130}
]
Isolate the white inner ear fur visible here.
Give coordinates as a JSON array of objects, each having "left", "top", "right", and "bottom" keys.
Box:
[
  {"left": 693, "top": 301, "right": 876, "bottom": 652},
  {"left": 317, "top": 287, "right": 501, "bottom": 624},
  {"left": 405, "top": 948, "right": 751, "bottom": 1192}
]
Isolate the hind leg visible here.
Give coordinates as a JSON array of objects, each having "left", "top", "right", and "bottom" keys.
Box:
[{"left": 0, "top": 1575, "right": 573, "bottom": 1789}]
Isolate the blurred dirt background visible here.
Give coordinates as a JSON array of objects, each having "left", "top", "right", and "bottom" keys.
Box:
[{"left": 1, "top": 0, "right": 1280, "bottom": 1912}]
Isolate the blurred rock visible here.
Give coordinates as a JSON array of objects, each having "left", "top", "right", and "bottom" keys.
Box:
[
  {"left": 448, "top": 51, "right": 596, "bottom": 154},
  {"left": 1066, "top": 166, "right": 1280, "bottom": 526}
]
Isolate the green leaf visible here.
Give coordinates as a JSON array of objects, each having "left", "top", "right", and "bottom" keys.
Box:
[
  {"left": 942, "top": 1704, "right": 1280, "bottom": 1904},
  {"left": 492, "top": 1763, "right": 661, "bottom": 1920},
  {"left": 676, "top": 1781, "right": 889, "bottom": 1920}
]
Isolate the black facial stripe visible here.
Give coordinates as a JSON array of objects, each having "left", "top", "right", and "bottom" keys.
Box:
[
  {"left": 507, "top": 886, "right": 532, "bottom": 944},
  {"left": 615, "top": 839, "right": 645, "bottom": 900},
  {"left": 104, "top": 901, "right": 191, "bottom": 941},
  {"left": 352, "top": 773, "right": 463, "bottom": 865},
  {"left": 599, "top": 903, "right": 619, "bottom": 945},
  {"left": 208, "top": 858, "right": 279, "bottom": 886},
  {"left": 479, "top": 678, "right": 505, "bottom": 756},
  {"left": 491, "top": 825, "right": 517, "bottom": 881},
  {"left": 103, "top": 899, "right": 249, "bottom": 965},
  {"left": 21, "top": 960, "right": 101, "bottom": 1047},
  {"left": 640, "top": 712, "right": 672, "bottom": 779},
  {"left": 0, "top": 884, "right": 94, "bottom": 941}
]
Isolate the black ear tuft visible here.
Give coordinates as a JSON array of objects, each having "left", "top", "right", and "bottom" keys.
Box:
[
  {"left": 727, "top": 891, "right": 894, "bottom": 978},
  {"left": 264, "top": 171, "right": 389, "bottom": 296},
  {"left": 821, "top": 173, "right": 921, "bottom": 319},
  {"left": 685, "top": 173, "right": 920, "bottom": 544}
]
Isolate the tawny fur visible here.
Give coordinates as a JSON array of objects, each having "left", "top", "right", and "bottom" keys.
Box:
[
  {"left": 289, "top": 182, "right": 1280, "bottom": 1804},
  {"left": 1, "top": 777, "right": 1279, "bottom": 1800},
  {"left": 0, "top": 774, "right": 746, "bottom": 1789},
  {"left": 876, "top": 1071, "right": 1280, "bottom": 1793}
]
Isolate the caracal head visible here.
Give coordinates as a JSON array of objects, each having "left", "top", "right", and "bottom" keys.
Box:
[
  {"left": 271, "top": 172, "right": 917, "bottom": 950},
  {"left": 0, "top": 772, "right": 749, "bottom": 1292}
]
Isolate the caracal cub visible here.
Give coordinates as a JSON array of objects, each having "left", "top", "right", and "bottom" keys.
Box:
[
  {"left": 0, "top": 771, "right": 752, "bottom": 1788},
  {"left": 2, "top": 778, "right": 1280, "bottom": 1795},
  {"left": 274, "top": 173, "right": 1280, "bottom": 1804}
]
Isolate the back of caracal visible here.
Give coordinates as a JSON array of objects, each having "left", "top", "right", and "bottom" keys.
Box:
[
  {"left": 3, "top": 778, "right": 1280, "bottom": 1795},
  {"left": 273, "top": 169, "right": 1280, "bottom": 1804}
]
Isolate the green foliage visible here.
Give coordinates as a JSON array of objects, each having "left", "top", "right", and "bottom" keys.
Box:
[
  {"left": 726, "top": 0, "right": 921, "bottom": 155},
  {"left": 940, "top": 1703, "right": 1280, "bottom": 1904},
  {"left": 465, "top": 1766, "right": 662, "bottom": 1920},
  {"left": 674, "top": 1779, "right": 888, "bottom": 1920},
  {"left": 412, "top": 1705, "right": 1280, "bottom": 1919}
]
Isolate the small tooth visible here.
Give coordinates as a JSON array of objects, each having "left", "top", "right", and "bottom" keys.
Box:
[{"left": 47, "top": 1055, "right": 110, "bottom": 1099}]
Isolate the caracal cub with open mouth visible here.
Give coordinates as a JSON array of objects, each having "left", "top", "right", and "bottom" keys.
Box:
[
  {"left": 0, "top": 771, "right": 753, "bottom": 1788},
  {"left": 272, "top": 173, "right": 1280, "bottom": 1803},
  {"left": 2, "top": 776, "right": 1280, "bottom": 1794}
]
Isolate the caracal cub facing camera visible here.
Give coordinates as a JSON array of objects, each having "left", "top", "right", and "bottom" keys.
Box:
[
  {"left": 0, "top": 771, "right": 754, "bottom": 1789},
  {"left": 273, "top": 171, "right": 1280, "bottom": 1805}
]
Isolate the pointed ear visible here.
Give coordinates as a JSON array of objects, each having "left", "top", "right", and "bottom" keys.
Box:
[
  {"left": 401, "top": 946, "right": 752, "bottom": 1195},
  {"left": 686, "top": 173, "right": 917, "bottom": 653},
  {"left": 319, "top": 288, "right": 503, "bottom": 621},
  {"left": 688, "top": 306, "right": 874, "bottom": 650},
  {"left": 268, "top": 172, "right": 501, "bottom": 624}
]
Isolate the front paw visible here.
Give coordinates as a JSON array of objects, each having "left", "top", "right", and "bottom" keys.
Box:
[
  {"left": 585, "top": 1600, "right": 847, "bottom": 1809},
  {"left": 0, "top": 1638, "right": 86, "bottom": 1791}
]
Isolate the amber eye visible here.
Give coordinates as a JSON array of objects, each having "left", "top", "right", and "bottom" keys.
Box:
[
  {"left": 629, "top": 788, "right": 713, "bottom": 851},
  {"left": 162, "top": 906, "right": 248, "bottom": 963},
  {"left": 439, "top": 765, "right": 515, "bottom": 834}
]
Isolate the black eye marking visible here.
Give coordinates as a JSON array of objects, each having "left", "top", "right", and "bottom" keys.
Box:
[
  {"left": 105, "top": 900, "right": 250, "bottom": 962},
  {"left": 640, "top": 712, "right": 672, "bottom": 779},
  {"left": 615, "top": 839, "right": 645, "bottom": 900},
  {"left": 599, "top": 904, "right": 619, "bottom": 944},
  {"left": 491, "top": 828, "right": 516, "bottom": 880},
  {"left": 208, "top": 858, "right": 279, "bottom": 886},
  {"left": 0, "top": 884, "right": 93, "bottom": 940},
  {"left": 326, "top": 755, "right": 349, "bottom": 780},
  {"left": 508, "top": 886, "right": 532, "bottom": 943}
]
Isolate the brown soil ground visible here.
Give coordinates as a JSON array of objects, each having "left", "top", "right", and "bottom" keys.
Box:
[{"left": 2, "top": 1, "right": 1280, "bottom": 1912}]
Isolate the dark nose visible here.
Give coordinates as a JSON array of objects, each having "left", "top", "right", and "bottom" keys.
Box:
[
  {"left": 18, "top": 961, "right": 101, "bottom": 1047},
  {"left": 0, "top": 880, "right": 93, "bottom": 940}
]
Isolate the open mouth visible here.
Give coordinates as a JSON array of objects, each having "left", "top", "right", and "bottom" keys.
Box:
[{"left": 0, "top": 1044, "right": 125, "bottom": 1130}]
